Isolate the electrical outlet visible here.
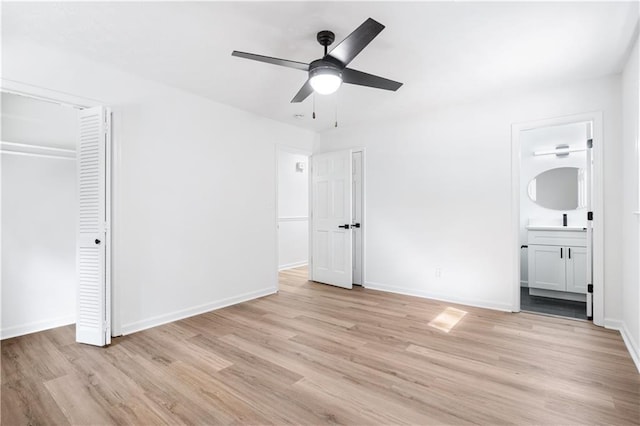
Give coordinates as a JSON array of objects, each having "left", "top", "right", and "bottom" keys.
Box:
[{"left": 435, "top": 268, "right": 442, "bottom": 278}]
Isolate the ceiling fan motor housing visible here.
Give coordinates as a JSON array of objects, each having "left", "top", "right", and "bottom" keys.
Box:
[{"left": 309, "top": 59, "right": 342, "bottom": 78}]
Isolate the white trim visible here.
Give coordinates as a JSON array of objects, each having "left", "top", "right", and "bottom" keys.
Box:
[
  {"left": 110, "top": 109, "right": 123, "bottom": 337},
  {"left": 121, "top": 287, "right": 277, "bottom": 336},
  {"left": 1, "top": 315, "right": 75, "bottom": 340},
  {"left": 604, "top": 319, "right": 640, "bottom": 373},
  {"left": 357, "top": 148, "right": 367, "bottom": 288},
  {"left": 1, "top": 78, "right": 102, "bottom": 109},
  {"left": 511, "top": 112, "right": 604, "bottom": 326},
  {"left": 278, "top": 216, "right": 309, "bottom": 222},
  {"left": 364, "top": 281, "right": 513, "bottom": 312},
  {"left": 308, "top": 151, "right": 313, "bottom": 282},
  {"left": 277, "top": 144, "right": 313, "bottom": 157},
  {"left": 104, "top": 108, "right": 112, "bottom": 345},
  {"left": 279, "top": 261, "right": 309, "bottom": 271},
  {"left": 275, "top": 144, "right": 281, "bottom": 291},
  {"left": 633, "top": 211, "right": 640, "bottom": 215}
]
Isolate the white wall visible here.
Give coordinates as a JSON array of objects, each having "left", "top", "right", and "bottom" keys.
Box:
[
  {"left": 519, "top": 123, "right": 588, "bottom": 285},
  {"left": 2, "top": 39, "right": 315, "bottom": 336},
  {"left": 277, "top": 149, "right": 309, "bottom": 270},
  {"left": 621, "top": 33, "right": 639, "bottom": 369},
  {"left": 1, "top": 94, "right": 78, "bottom": 338},
  {"left": 316, "top": 75, "right": 622, "bottom": 316}
]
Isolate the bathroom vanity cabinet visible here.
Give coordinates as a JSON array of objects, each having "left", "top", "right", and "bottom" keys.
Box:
[{"left": 527, "top": 227, "right": 587, "bottom": 296}]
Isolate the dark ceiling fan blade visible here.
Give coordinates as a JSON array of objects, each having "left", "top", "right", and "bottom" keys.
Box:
[
  {"left": 291, "top": 80, "right": 314, "bottom": 103},
  {"left": 342, "top": 68, "right": 403, "bottom": 91},
  {"left": 232, "top": 51, "right": 309, "bottom": 71},
  {"left": 325, "top": 18, "right": 385, "bottom": 67}
]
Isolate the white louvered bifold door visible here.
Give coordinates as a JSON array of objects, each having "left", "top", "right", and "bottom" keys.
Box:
[{"left": 76, "top": 106, "right": 111, "bottom": 346}]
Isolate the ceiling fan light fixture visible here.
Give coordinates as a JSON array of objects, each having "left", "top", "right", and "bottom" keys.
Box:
[{"left": 309, "top": 67, "right": 342, "bottom": 95}]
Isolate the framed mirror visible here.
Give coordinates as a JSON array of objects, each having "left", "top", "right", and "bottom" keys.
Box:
[{"left": 527, "top": 167, "right": 586, "bottom": 210}]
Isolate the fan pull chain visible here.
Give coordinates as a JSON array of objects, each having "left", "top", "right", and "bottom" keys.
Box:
[
  {"left": 312, "top": 93, "right": 316, "bottom": 119},
  {"left": 334, "top": 93, "right": 339, "bottom": 128}
]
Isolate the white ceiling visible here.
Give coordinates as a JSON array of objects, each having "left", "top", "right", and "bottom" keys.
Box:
[{"left": 2, "top": 1, "right": 638, "bottom": 132}]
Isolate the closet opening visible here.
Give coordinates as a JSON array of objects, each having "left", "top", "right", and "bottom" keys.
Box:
[{"left": 1, "top": 89, "right": 112, "bottom": 346}]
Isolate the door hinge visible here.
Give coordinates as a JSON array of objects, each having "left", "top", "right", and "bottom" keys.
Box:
[
  {"left": 587, "top": 284, "right": 593, "bottom": 293},
  {"left": 587, "top": 138, "right": 593, "bottom": 148},
  {"left": 587, "top": 211, "right": 593, "bottom": 221}
]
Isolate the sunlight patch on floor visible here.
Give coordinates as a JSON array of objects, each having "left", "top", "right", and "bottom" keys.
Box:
[{"left": 428, "top": 307, "right": 467, "bottom": 333}]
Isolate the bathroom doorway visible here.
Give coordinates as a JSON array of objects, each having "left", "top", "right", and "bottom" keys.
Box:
[
  {"left": 512, "top": 113, "right": 603, "bottom": 324},
  {"left": 276, "top": 146, "right": 311, "bottom": 274}
]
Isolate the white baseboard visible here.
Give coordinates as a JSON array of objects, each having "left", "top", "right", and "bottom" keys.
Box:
[
  {"left": 278, "top": 261, "right": 308, "bottom": 271},
  {"left": 604, "top": 318, "right": 640, "bottom": 373},
  {"left": 364, "top": 281, "right": 513, "bottom": 312},
  {"left": 520, "top": 280, "right": 528, "bottom": 287},
  {"left": 121, "top": 287, "right": 277, "bottom": 336},
  {"left": 1, "top": 315, "right": 75, "bottom": 340}
]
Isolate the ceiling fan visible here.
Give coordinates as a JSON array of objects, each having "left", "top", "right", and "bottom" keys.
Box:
[{"left": 232, "top": 18, "right": 403, "bottom": 103}]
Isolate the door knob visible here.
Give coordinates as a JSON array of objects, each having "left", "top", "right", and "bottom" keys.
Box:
[
  {"left": 95, "top": 239, "right": 101, "bottom": 245},
  {"left": 338, "top": 224, "right": 350, "bottom": 229},
  {"left": 351, "top": 223, "right": 361, "bottom": 228}
]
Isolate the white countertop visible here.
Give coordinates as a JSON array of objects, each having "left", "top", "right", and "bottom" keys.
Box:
[{"left": 526, "top": 225, "right": 587, "bottom": 231}]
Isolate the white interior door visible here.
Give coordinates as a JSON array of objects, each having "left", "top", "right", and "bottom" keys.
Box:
[
  {"left": 76, "top": 106, "right": 111, "bottom": 346},
  {"left": 311, "top": 150, "right": 353, "bottom": 289},
  {"left": 586, "top": 130, "right": 594, "bottom": 320}
]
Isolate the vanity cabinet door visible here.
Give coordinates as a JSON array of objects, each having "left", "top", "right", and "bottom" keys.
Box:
[
  {"left": 528, "top": 245, "right": 566, "bottom": 291},
  {"left": 566, "top": 246, "right": 587, "bottom": 293}
]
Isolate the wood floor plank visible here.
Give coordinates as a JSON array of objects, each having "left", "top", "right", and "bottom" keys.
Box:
[
  {"left": 44, "top": 374, "right": 116, "bottom": 425},
  {"left": 1, "top": 378, "right": 71, "bottom": 426},
  {"left": 2, "top": 266, "right": 639, "bottom": 425}
]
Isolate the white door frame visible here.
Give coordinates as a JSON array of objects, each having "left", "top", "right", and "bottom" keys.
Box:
[
  {"left": 511, "top": 112, "right": 604, "bottom": 326},
  {"left": 352, "top": 150, "right": 364, "bottom": 285},
  {"left": 308, "top": 147, "right": 366, "bottom": 288},
  {"left": 1, "top": 79, "right": 121, "bottom": 336}
]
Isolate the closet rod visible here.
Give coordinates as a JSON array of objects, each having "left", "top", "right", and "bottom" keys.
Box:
[
  {"left": 0, "top": 150, "right": 75, "bottom": 161},
  {"left": 1, "top": 141, "right": 76, "bottom": 153}
]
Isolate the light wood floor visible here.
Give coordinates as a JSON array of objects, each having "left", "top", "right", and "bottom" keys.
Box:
[{"left": 2, "top": 267, "right": 639, "bottom": 425}]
